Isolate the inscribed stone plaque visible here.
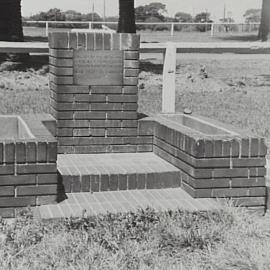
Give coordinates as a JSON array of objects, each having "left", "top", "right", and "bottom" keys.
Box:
[{"left": 73, "top": 50, "right": 123, "bottom": 85}]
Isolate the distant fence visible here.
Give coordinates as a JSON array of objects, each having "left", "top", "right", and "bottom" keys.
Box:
[{"left": 23, "top": 21, "right": 261, "bottom": 37}]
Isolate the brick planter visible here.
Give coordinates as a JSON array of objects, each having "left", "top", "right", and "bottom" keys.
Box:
[
  {"left": 138, "top": 114, "right": 267, "bottom": 207},
  {"left": 0, "top": 114, "right": 58, "bottom": 217}
]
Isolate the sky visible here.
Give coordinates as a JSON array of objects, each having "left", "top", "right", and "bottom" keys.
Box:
[{"left": 22, "top": 0, "right": 263, "bottom": 22}]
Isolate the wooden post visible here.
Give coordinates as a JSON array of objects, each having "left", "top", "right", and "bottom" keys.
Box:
[
  {"left": 162, "top": 42, "right": 176, "bottom": 113},
  {"left": 210, "top": 23, "right": 214, "bottom": 37},
  {"left": 170, "top": 23, "right": 174, "bottom": 36},
  {"left": 45, "top": 21, "right": 49, "bottom": 37}
]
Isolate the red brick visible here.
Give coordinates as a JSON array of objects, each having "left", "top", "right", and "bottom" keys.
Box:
[
  {"left": 90, "top": 175, "right": 100, "bottom": 192},
  {"left": 90, "top": 129, "right": 106, "bottom": 137},
  {"left": 124, "top": 60, "right": 139, "bottom": 69},
  {"left": 0, "top": 186, "right": 14, "bottom": 197},
  {"left": 90, "top": 120, "right": 121, "bottom": 128},
  {"left": 0, "top": 208, "right": 15, "bottom": 218},
  {"left": 121, "top": 34, "right": 140, "bottom": 50},
  {"left": 137, "top": 145, "right": 153, "bottom": 152},
  {"left": 37, "top": 174, "right": 58, "bottom": 184},
  {"left": 108, "top": 94, "right": 137, "bottom": 103},
  {"left": 107, "top": 112, "right": 137, "bottom": 120},
  {"left": 104, "top": 33, "right": 112, "bottom": 50},
  {"left": 123, "top": 86, "right": 138, "bottom": 94},
  {"left": 122, "top": 120, "right": 138, "bottom": 128},
  {"left": 71, "top": 176, "right": 81, "bottom": 193},
  {"left": 123, "top": 77, "right": 138, "bottom": 86},
  {"left": 91, "top": 103, "right": 122, "bottom": 111},
  {"left": 107, "top": 128, "right": 137, "bottom": 137},
  {"left": 15, "top": 142, "right": 26, "bottom": 164},
  {"left": 0, "top": 143, "right": 3, "bottom": 164},
  {"left": 47, "top": 142, "right": 57, "bottom": 162},
  {"left": 231, "top": 139, "right": 240, "bottom": 157},
  {"left": 74, "top": 112, "right": 106, "bottom": 120},
  {"left": 49, "top": 57, "right": 73, "bottom": 67},
  {"left": 17, "top": 185, "right": 57, "bottom": 196},
  {"left": 58, "top": 120, "right": 89, "bottom": 128},
  {"left": 259, "top": 138, "right": 267, "bottom": 156},
  {"left": 137, "top": 174, "right": 146, "bottom": 189},
  {"left": 123, "top": 103, "right": 138, "bottom": 111},
  {"left": 232, "top": 158, "right": 266, "bottom": 168},
  {"left": 36, "top": 195, "right": 58, "bottom": 205},
  {"left": 81, "top": 175, "right": 90, "bottom": 192},
  {"left": 119, "top": 174, "right": 127, "bottom": 190},
  {"left": 86, "top": 33, "right": 95, "bottom": 50},
  {"left": 0, "top": 197, "right": 36, "bottom": 207},
  {"left": 241, "top": 138, "right": 249, "bottom": 157},
  {"left": 250, "top": 138, "right": 259, "bottom": 157},
  {"left": 50, "top": 66, "right": 73, "bottom": 76},
  {"left": 68, "top": 32, "right": 77, "bottom": 49},
  {"left": 0, "top": 175, "right": 35, "bottom": 186},
  {"left": 49, "top": 32, "right": 69, "bottom": 49},
  {"left": 89, "top": 95, "right": 106, "bottom": 103},
  {"left": 0, "top": 165, "right": 14, "bottom": 175},
  {"left": 222, "top": 140, "right": 231, "bottom": 157},
  {"left": 109, "top": 175, "right": 119, "bottom": 191},
  {"left": 124, "top": 51, "right": 139, "bottom": 60},
  {"left": 212, "top": 187, "right": 266, "bottom": 197},
  {"left": 16, "top": 164, "right": 57, "bottom": 174},
  {"left": 100, "top": 175, "right": 110, "bottom": 191},
  {"left": 58, "top": 128, "right": 73, "bottom": 137},
  {"left": 213, "top": 140, "right": 223, "bottom": 157},
  {"left": 62, "top": 175, "right": 72, "bottom": 193},
  {"left": 49, "top": 49, "right": 73, "bottom": 58},
  {"left": 112, "top": 33, "right": 120, "bottom": 50},
  {"left": 127, "top": 174, "right": 137, "bottom": 190},
  {"left": 212, "top": 168, "right": 248, "bottom": 178},
  {"left": 51, "top": 84, "right": 89, "bottom": 94},
  {"left": 26, "top": 142, "right": 36, "bottom": 163},
  {"left": 77, "top": 33, "right": 86, "bottom": 49},
  {"left": 249, "top": 167, "right": 266, "bottom": 177},
  {"left": 91, "top": 86, "right": 122, "bottom": 94},
  {"left": 95, "top": 33, "right": 103, "bottom": 50},
  {"left": 4, "top": 142, "right": 15, "bottom": 163}
]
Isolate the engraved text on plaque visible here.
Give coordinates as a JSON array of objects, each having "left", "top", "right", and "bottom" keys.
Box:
[{"left": 73, "top": 50, "right": 123, "bottom": 85}]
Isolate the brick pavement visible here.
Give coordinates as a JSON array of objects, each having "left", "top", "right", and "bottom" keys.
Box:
[{"left": 34, "top": 188, "right": 221, "bottom": 219}]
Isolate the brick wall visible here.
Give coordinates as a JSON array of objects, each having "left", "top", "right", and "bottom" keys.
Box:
[
  {"left": 0, "top": 115, "right": 58, "bottom": 218},
  {"left": 49, "top": 32, "right": 150, "bottom": 154},
  {"left": 140, "top": 115, "right": 267, "bottom": 208}
]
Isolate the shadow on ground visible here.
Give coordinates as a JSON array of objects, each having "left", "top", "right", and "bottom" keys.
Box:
[
  {"left": 0, "top": 55, "right": 49, "bottom": 72},
  {"left": 24, "top": 36, "right": 48, "bottom": 42},
  {"left": 216, "top": 34, "right": 260, "bottom": 42},
  {"left": 140, "top": 61, "right": 163, "bottom": 75}
]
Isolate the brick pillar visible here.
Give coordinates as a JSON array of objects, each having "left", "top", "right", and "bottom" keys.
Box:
[{"left": 49, "top": 32, "right": 141, "bottom": 154}]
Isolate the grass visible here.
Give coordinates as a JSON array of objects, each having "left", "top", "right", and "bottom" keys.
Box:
[{"left": 0, "top": 206, "right": 269, "bottom": 269}]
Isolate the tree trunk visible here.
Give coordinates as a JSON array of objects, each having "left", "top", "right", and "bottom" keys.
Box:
[
  {"left": 259, "top": 0, "right": 270, "bottom": 41},
  {"left": 117, "top": 0, "right": 136, "bottom": 33},
  {"left": 0, "top": 0, "right": 24, "bottom": 42}
]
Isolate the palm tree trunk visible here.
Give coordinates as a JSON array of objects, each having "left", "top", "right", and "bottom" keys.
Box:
[
  {"left": 0, "top": 0, "right": 24, "bottom": 42},
  {"left": 118, "top": 0, "right": 136, "bottom": 33},
  {"left": 259, "top": 0, "right": 270, "bottom": 41}
]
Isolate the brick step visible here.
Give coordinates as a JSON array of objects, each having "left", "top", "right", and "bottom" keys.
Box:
[
  {"left": 266, "top": 178, "right": 270, "bottom": 211},
  {"left": 34, "top": 189, "right": 221, "bottom": 220},
  {"left": 57, "top": 153, "right": 181, "bottom": 193}
]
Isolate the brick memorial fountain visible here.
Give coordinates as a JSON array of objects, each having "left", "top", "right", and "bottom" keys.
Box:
[{"left": 0, "top": 32, "right": 268, "bottom": 218}]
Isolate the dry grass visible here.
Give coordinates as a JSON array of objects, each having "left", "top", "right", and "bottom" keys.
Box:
[{"left": 0, "top": 207, "right": 269, "bottom": 270}]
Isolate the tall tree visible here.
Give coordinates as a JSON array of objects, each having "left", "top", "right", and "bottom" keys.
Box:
[
  {"left": 0, "top": 0, "right": 24, "bottom": 41},
  {"left": 259, "top": 0, "right": 270, "bottom": 41},
  {"left": 118, "top": 0, "right": 136, "bottom": 33}
]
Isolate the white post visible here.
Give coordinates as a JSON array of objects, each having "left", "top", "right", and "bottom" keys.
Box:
[
  {"left": 170, "top": 23, "right": 174, "bottom": 36},
  {"left": 45, "top": 21, "right": 49, "bottom": 37},
  {"left": 162, "top": 42, "right": 176, "bottom": 114},
  {"left": 89, "top": 22, "right": 92, "bottom": 29},
  {"left": 210, "top": 23, "right": 214, "bottom": 37}
]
